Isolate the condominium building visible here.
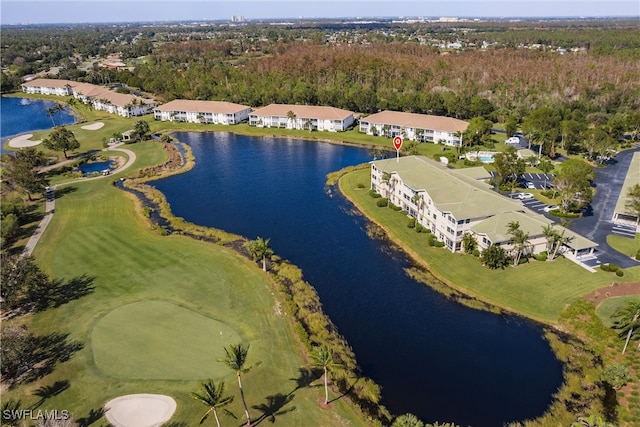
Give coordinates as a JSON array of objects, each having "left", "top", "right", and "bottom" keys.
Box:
[
  {"left": 360, "top": 110, "right": 468, "bottom": 147},
  {"left": 249, "top": 104, "right": 355, "bottom": 132},
  {"left": 371, "top": 155, "right": 598, "bottom": 260},
  {"left": 153, "top": 99, "right": 251, "bottom": 125},
  {"left": 21, "top": 78, "right": 155, "bottom": 117}
]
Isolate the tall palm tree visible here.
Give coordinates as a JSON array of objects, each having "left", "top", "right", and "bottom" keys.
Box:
[
  {"left": 612, "top": 300, "right": 640, "bottom": 354},
  {"left": 541, "top": 224, "right": 558, "bottom": 255},
  {"left": 506, "top": 221, "right": 529, "bottom": 267},
  {"left": 311, "top": 344, "right": 340, "bottom": 406},
  {"left": 219, "top": 343, "right": 260, "bottom": 426},
  {"left": 191, "top": 380, "right": 235, "bottom": 427},
  {"left": 246, "top": 237, "right": 274, "bottom": 272}
]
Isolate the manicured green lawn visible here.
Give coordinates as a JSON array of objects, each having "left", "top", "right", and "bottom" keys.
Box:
[
  {"left": 91, "top": 301, "right": 242, "bottom": 380},
  {"left": 597, "top": 295, "right": 640, "bottom": 328},
  {"left": 340, "top": 168, "right": 634, "bottom": 324},
  {"left": 607, "top": 233, "right": 640, "bottom": 259},
  {"left": 4, "top": 155, "right": 366, "bottom": 426}
]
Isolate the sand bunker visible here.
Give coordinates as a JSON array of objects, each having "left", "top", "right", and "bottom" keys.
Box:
[
  {"left": 104, "top": 394, "right": 176, "bottom": 427},
  {"left": 7, "top": 134, "right": 42, "bottom": 148},
  {"left": 81, "top": 122, "right": 105, "bottom": 130}
]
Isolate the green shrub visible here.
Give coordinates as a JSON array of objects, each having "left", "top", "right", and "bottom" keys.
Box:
[
  {"left": 415, "top": 223, "right": 424, "bottom": 233},
  {"left": 540, "top": 190, "right": 554, "bottom": 198},
  {"left": 434, "top": 241, "right": 445, "bottom": 248},
  {"left": 389, "top": 202, "right": 402, "bottom": 211},
  {"left": 549, "top": 210, "right": 581, "bottom": 219},
  {"left": 636, "top": 249, "right": 640, "bottom": 260},
  {"left": 427, "top": 234, "right": 437, "bottom": 246},
  {"left": 600, "top": 263, "right": 620, "bottom": 272},
  {"left": 368, "top": 189, "right": 382, "bottom": 198},
  {"left": 142, "top": 206, "right": 153, "bottom": 218},
  {"left": 407, "top": 218, "right": 416, "bottom": 228},
  {"left": 616, "top": 269, "right": 625, "bottom": 277},
  {"left": 376, "top": 198, "right": 389, "bottom": 207},
  {"left": 534, "top": 251, "right": 548, "bottom": 262}
]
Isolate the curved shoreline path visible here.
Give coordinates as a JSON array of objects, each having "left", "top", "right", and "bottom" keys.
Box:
[{"left": 21, "top": 143, "right": 136, "bottom": 257}]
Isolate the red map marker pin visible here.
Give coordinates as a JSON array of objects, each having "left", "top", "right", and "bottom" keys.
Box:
[{"left": 393, "top": 136, "right": 403, "bottom": 151}]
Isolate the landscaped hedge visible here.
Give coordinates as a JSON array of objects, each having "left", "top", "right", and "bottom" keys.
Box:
[
  {"left": 600, "top": 263, "right": 620, "bottom": 272},
  {"left": 369, "top": 189, "right": 382, "bottom": 198},
  {"left": 376, "top": 198, "right": 389, "bottom": 207}
]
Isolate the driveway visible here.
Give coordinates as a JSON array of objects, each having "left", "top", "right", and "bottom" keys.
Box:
[{"left": 568, "top": 147, "right": 640, "bottom": 269}]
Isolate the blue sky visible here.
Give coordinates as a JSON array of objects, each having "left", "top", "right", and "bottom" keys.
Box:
[{"left": 2, "top": 0, "right": 638, "bottom": 25}]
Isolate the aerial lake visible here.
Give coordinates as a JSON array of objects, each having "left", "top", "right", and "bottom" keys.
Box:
[
  {"left": 153, "top": 131, "right": 564, "bottom": 426},
  {"left": 1, "top": 96, "right": 75, "bottom": 139}
]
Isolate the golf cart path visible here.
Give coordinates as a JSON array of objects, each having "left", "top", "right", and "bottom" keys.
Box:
[{"left": 21, "top": 144, "right": 136, "bottom": 257}]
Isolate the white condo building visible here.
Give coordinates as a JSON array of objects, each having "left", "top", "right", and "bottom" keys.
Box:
[
  {"left": 249, "top": 104, "right": 356, "bottom": 132},
  {"left": 360, "top": 110, "right": 468, "bottom": 147},
  {"left": 371, "top": 156, "right": 598, "bottom": 261},
  {"left": 154, "top": 99, "right": 251, "bottom": 125}
]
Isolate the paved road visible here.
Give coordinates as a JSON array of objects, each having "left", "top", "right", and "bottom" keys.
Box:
[
  {"left": 568, "top": 147, "right": 640, "bottom": 269},
  {"left": 21, "top": 144, "right": 136, "bottom": 257}
]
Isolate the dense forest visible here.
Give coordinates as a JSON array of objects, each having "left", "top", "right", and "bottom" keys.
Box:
[{"left": 2, "top": 20, "right": 639, "bottom": 152}]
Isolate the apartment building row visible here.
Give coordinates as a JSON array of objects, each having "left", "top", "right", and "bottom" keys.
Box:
[
  {"left": 371, "top": 155, "right": 598, "bottom": 260},
  {"left": 21, "top": 79, "right": 156, "bottom": 117},
  {"left": 20, "top": 79, "right": 469, "bottom": 142}
]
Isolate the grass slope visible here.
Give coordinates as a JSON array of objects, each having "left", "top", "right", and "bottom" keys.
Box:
[
  {"left": 340, "top": 168, "right": 637, "bottom": 324},
  {"left": 4, "top": 156, "right": 366, "bottom": 426}
]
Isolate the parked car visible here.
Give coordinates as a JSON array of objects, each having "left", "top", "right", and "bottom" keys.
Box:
[
  {"left": 526, "top": 182, "right": 536, "bottom": 189},
  {"left": 543, "top": 205, "right": 558, "bottom": 212},
  {"left": 516, "top": 192, "right": 534, "bottom": 200}
]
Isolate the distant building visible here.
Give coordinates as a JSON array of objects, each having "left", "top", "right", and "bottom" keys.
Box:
[
  {"left": 21, "top": 78, "right": 155, "bottom": 117},
  {"left": 21, "top": 78, "right": 74, "bottom": 96},
  {"left": 249, "top": 104, "right": 355, "bottom": 132},
  {"left": 230, "top": 15, "right": 244, "bottom": 22},
  {"left": 359, "top": 110, "right": 468, "bottom": 147},
  {"left": 154, "top": 99, "right": 251, "bottom": 124},
  {"left": 612, "top": 151, "right": 640, "bottom": 230},
  {"left": 371, "top": 155, "right": 597, "bottom": 261}
]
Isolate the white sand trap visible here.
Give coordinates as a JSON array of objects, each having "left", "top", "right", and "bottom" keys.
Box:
[
  {"left": 8, "top": 134, "right": 42, "bottom": 148},
  {"left": 81, "top": 122, "right": 105, "bottom": 130},
  {"left": 104, "top": 394, "right": 176, "bottom": 427}
]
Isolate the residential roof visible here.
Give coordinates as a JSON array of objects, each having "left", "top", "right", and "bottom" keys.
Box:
[
  {"left": 362, "top": 110, "right": 469, "bottom": 133},
  {"left": 614, "top": 151, "right": 640, "bottom": 218},
  {"left": 155, "top": 99, "right": 251, "bottom": 115},
  {"left": 21, "top": 78, "right": 75, "bottom": 88},
  {"left": 373, "top": 156, "right": 522, "bottom": 219},
  {"left": 372, "top": 155, "right": 597, "bottom": 249},
  {"left": 250, "top": 104, "right": 355, "bottom": 121}
]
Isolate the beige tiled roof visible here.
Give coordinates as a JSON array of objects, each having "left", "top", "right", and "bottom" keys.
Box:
[
  {"left": 22, "top": 78, "right": 75, "bottom": 88},
  {"left": 362, "top": 110, "right": 468, "bottom": 133},
  {"left": 155, "top": 99, "right": 251, "bottom": 114},
  {"left": 250, "top": 104, "right": 354, "bottom": 121}
]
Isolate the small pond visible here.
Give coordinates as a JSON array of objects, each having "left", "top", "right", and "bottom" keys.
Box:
[{"left": 79, "top": 160, "right": 115, "bottom": 175}]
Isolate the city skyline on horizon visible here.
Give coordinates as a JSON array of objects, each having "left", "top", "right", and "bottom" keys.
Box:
[{"left": 2, "top": 0, "right": 638, "bottom": 26}]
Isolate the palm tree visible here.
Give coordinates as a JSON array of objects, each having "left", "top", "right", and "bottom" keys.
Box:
[
  {"left": 219, "top": 343, "right": 260, "bottom": 427},
  {"left": 45, "top": 107, "right": 57, "bottom": 126},
  {"left": 246, "top": 237, "right": 274, "bottom": 272},
  {"left": 612, "top": 300, "right": 640, "bottom": 354},
  {"left": 541, "top": 224, "right": 558, "bottom": 255},
  {"left": 506, "top": 221, "right": 529, "bottom": 267},
  {"left": 461, "top": 232, "right": 477, "bottom": 254},
  {"left": 286, "top": 110, "right": 296, "bottom": 129},
  {"left": 191, "top": 380, "right": 235, "bottom": 427},
  {"left": 381, "top": 172, "right": 392, "bottom": 198},
  {"left": 311, "top": 344, "right": 340, "bottom": 406}
]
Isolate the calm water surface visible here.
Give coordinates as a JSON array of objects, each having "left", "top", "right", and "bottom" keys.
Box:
[
  {"left": 154, "top": 132, "right": 563, "bottom": 426},
  {"left": 1, "top": 96, "right": 75, "bottom": 139}
]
